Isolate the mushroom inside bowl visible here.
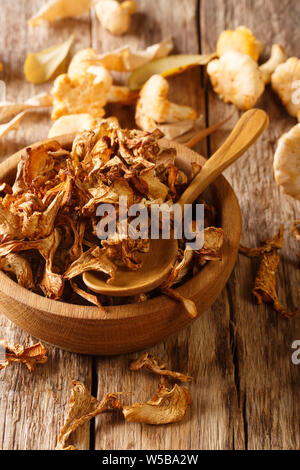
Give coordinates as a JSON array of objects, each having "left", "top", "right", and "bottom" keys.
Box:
[{"left": 0, "top": 134, "right": 241, "bottom": 355}]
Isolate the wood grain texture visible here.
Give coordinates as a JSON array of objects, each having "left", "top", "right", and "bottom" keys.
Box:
[
  {"left": 0, "top": 0, "right": 299, "bottom": 451},
  {"left": 201, "top": 0, "right": 300, "bottom": 450},
  {"left": 91, "top": 0, "right": 244, "bottom": 450},
  {"left": 0, "top": 0, "right": 93, "bottom": 450}
]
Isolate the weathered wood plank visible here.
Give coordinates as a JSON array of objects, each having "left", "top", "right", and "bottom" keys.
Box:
[
  {"left": 201, "top": 0, "right": 300, "bottom": 450},
  {"left": 0, "top": 0, "right": 92, "bottom": 450},
  {"left": 0, "top": 316, "right": 93, "bottom": 450},
  {"left": 92, "top": 0, "right": 243, "bottom": 450}
]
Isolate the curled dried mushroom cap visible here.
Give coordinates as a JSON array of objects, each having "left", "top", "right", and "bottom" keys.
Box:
[
  {"left": 253, "top": 250, "right": 298, "bottom": 319},
  {"left": 240, "top": 225, "right": 283, "bottom": 258},
  {"left": 240, "top": 226, "right": 298, "bottom": 319},
  {"left": 122, "top": 383, "right": 192, "bottom": 425}
]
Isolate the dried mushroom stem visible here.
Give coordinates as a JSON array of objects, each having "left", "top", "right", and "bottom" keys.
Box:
[{"left": 130, "top": 352, "right": 194, "bottom": 383}]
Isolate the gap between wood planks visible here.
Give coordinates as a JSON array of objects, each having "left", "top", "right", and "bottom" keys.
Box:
[{"left": 198, "top": 0, "right": 247, "bottom": 449}]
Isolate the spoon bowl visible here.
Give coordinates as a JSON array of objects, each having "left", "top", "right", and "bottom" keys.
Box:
[{"left": 83, "top": 238, "right": 178, "bottom": 296}]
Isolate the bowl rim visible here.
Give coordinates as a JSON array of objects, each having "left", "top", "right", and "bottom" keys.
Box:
[{"left": 0, "top": 135, "right": 242, "bottom": 321}]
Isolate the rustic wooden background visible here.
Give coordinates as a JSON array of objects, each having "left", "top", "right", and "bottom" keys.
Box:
[{"left": 0, "top": 0, "right": 300, "bottom": 450}]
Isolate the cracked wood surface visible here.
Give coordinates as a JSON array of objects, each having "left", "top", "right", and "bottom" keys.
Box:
[{"left": 0, "top": 0, "right": 299, "bottom": 450}]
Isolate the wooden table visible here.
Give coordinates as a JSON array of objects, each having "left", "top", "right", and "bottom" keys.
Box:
[{"left": 0, "top": 0, "right": 300, "bottom": 450}]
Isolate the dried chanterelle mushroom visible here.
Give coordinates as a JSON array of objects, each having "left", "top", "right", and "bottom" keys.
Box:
[
  {"left": 123, "top": 384, "right": 192, "bottom": 425},
  {"left": 207, "top": 26, "right": 286, "bottom": 109},
  {"left": 57, "top": 354, "right": 193, "bottom": 448},
  {"left": 130, "top": 352, "right": 193, "bottom": 383},
  {"left": 253, "top": 250, "right": 298, "bottom": 319},
  {"left": 0, "top": 340, "right": 47, "bottom": 372},
  {"left": 95, "top": 0, "right": 137, "bottom": 35},
  {"left": 50, "top": 39, "right": 173, "bottom": 122},
  {"left": 240, "top": 226, "right": 298, "bottom": 319},
  {"left": 240, "top": 225, "right": 283, "bottom": 258},
  {"left": 56, "top": 381, "right": 122, "bottom": 450},
  {"left": 51, "top": 67, "right": 113, "bottom": 120}
]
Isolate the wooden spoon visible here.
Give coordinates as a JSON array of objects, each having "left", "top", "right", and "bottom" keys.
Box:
[{"left": 83, "top": 109, "right": 269, "bottom": 297}]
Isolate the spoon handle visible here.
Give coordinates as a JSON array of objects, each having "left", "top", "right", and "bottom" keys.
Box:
[{"left": 177, "top": 108, "right": 269, "bottom": 207}]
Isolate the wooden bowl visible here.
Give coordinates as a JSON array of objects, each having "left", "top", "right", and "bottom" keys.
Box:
[{"left": 0, "top": 135, "right": 242, "bottom": 355}]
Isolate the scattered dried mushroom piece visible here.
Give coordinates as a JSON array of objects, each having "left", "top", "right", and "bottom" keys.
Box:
[
  {"left": 240, "top": 226, "right": 298, "bottom": 318},
  {"left": 122, "top": 383, "right": 192, "bottom": 425},
  {"left": 56, "top": 351, "right": 193, "bottom": 448},
  {"left": 160, "top": 287, "right": 198, "bottom": 319},
  {"left": 0, "top": 340, "right": 47, "bottom": 372},
  {"left": 0, "top": 253, "right": 35, "bottom": 289},
  {"left": 195, "top": 226, "right": 224, "bottom": 262},
  {"left": 253, "top": 249, "right": 299, "bottom": 319},
  {"left": 0, "top": 93, "right": 53, "bottom": 123},
  {"left": 128, "top": 52, "right": 217, "bottom": 91},
  {"left": 239, "top": 225, "right": 283, "bottom": 258},
  {"left": 56, "top": 380, "right": 122, "bottom": 450},
  {"left": 130, "top": 352, "right": 193, "bottom": 383}
]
